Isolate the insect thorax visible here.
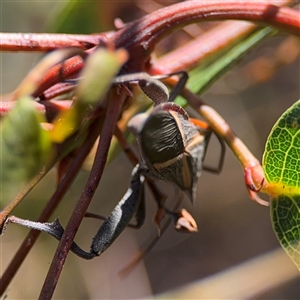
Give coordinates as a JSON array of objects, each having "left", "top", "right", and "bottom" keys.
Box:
[{"left": 139, "top": 109, "right": 207, "bottom": 202}]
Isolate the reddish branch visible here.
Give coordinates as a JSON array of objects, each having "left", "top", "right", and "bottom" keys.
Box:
[
  {"left": 0, "top": 114, "right": 103, "bottom": 295},
  {"left": 39, "top": 90, "right": 127, "bottom": 300},
  {"left": 0, "top": 33, "right": 108, "bottom": 51},
  {"left": 150, "top": 21, "right": 258, "bottom": 74},
  {"left": 1, "top": 1, "right": 298, "bottom": 101},
  {"left": 112, "top": 1, "right": 300, "bottom": 71},
  {"left": 33, "top": 51, "right": 89, "bottom": 98}
]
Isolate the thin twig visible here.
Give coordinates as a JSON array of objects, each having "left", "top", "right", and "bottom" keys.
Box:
[
  {"left": 38, "top": 89, "right": 127, "bottom": 300},
  {"left": 181, "top": 88, "right": 269, "bottom": 205},
  {"left": 0, "top": 33, "right": 108, "bottom": 51},
  {"left": 4, "top": 1, "right": 297, "bottom": 101},
  {"left": 0, "top": 115, "right": 104, "bottom": 296}
]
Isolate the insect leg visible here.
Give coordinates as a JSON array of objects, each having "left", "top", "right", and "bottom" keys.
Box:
[
  {"left": 3, "top": 164, "right": 145, "bottom": 260},
  {"left": 150, "top": 71, "right": 188, "bottom": 102},
  {"left": 113, "top": 72, "right": 169, "bottom": 104},
  {"left": 61, "top": 71, "right": 188, "bottom": 105},
  {"left": 166, "top": 71, "right": 188, "bottom": 103},
  {"left": 202, "top": 132, "right": 226, "bottom": 174},
  {"left": 84, "top": 187, "right": 146, "bottom": 230},
  {"left": 189, "top": 117, "right": 226, "bottom": 174},
  {"left": 113, "top": 71, "right": 188, "bottom": 105},
  {"left": 90, "top": 164, "right": 145, "bottom": 256}
]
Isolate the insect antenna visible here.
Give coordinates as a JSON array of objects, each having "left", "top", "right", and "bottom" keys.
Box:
[{"left": 202, "top": 133, "right": 226, "bottom": 174}]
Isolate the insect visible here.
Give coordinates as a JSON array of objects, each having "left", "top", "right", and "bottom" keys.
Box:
[{"left": 4, "top": 71, "right": 225, "bottom": 259}]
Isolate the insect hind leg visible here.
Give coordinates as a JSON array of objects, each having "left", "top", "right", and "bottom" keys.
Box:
[{"left": 203, "top": 133, "right": 226, "bottom": 174}]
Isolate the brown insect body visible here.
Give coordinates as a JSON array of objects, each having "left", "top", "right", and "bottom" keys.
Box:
[{"left": 128, "top": 103, "right": 210, "bottom": 203}]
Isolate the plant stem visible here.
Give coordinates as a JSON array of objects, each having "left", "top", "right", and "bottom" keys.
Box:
[
  {"left": 0, "top": 115, "right": 104, "bottom": 296},
  {"left": 3, "top": 1, "right": 298, "bottom": 101},
  {"left": 181, "top": 88, "right": 268, "bottom": 205},
  {"left": 38, "top": 90, "right": 126, "bottom": 300},
  {"left": 113, "top": 1, "right": 300, "bottom": 71},
  {"left": 151, "top": 0, "right": 295, "bottom": 74},
  {"left": 150, "top": 21, "right": 258, "bottom": 74},
  {"left": 0, "top": 33, "right": 107, "bottom": 51}
]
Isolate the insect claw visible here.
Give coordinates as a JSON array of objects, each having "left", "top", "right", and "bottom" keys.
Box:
[
  {"left": 248, "top": 178, "right": 264, "bottom": 193},
  {"left": 0, "top": 216, "right": 9, "bottom": 235}
]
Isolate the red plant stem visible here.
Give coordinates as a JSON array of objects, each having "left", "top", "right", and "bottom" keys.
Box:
[
  {"left": 38, "top": 90, "right": 126, "bottom": 300},
  {"left": 0, "top": 100, "right": 46, "bottom": 116},
  {"left": 113, "top": 1, "right": 300, "bottom": 71},
  {"left": 1, "top": 1, "right": 298, "bottom": 57},
  {"left": 0, "top": 33, "right": 109, "bottom": 51},
  {"left": 134, "top": 0, "right": 298, "bottom": 74},
  {"left": 32, "top": 49, "right": 93, "bottom": 98},
  {"left": 3, "top": 1, "right": 297, "bottom": 101},
  {"left": 39, "top": 82, "right": 77, "bottom": 100},
  {"left": 0, "top": 115, "right": 104, "bottom": 296},
  {"left": 150, "top": 20, "right": 258, "bottom": 74},
  {"left": 180, "top": 87, "right": 252, "bottom": 165}
]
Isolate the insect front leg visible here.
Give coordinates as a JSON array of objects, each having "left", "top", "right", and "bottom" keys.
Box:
[
  {"left": 90, "top": 164, "right": 145, "bottom": 256},
  {"left": 2, "top": 164, "right": 145, "bottom": 260},
  {"left": 60, "top": 71, "right": 188, "bottom": 107}
]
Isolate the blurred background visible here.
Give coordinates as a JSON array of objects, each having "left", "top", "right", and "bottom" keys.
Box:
[{"left": 1, "top": 1, "right": 299, "bottom": 299}]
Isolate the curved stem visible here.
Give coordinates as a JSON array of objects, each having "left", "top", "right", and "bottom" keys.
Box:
[
  {"left": 181, "top": 88, "right": 269, "bottom": 205},
  {"left": 8, "top": 1, "right": 297, "bottom": 100},
  {"left": 113, "top": 1, "right": 300, "bottom": 71},
  {"left": 150, "top": 0, "right": 295, "bottom": 74}
]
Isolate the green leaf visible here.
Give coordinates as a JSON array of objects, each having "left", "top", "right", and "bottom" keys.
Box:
[
  {"left": 263, "top": 100, "right": 300, "bottom": 194},
  {"left": 0, "top": 97, "right": 52, "bottom": 207},
  {"left": 50, "top": 48, "right": 127, "bottom": 143},
  {"left": 75, "top": 48, "right": 127, "bottom": 105},
  {"left": 270, "top": 195, "right": 300, "bottom": 270},
  {"left": 263, "top": 100, "right": 300, "bottom": 270}
]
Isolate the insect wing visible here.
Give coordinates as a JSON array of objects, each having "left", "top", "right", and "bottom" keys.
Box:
[{"left": 132, "top": 107, "right": 207, "bottom": 202}]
